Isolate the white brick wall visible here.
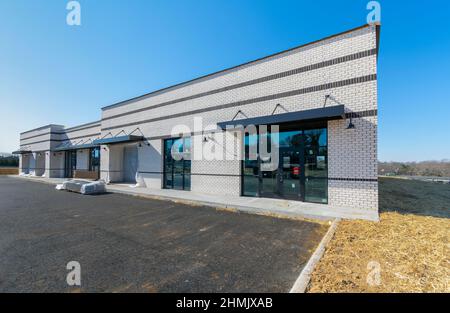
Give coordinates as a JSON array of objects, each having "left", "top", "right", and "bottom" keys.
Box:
[
  {"left": 191, "top": 132, "right": 242, "bottom": 195},
  {"left": 328, "top": 117, "right": 378, "bottom": 180},
  {"left": 329, "top": 180, "right": 378, "bottom": 210},
  {"left": 138, "top": 139, "right": 163, "bottom": 189},
  {"left": 19, "top": 122, "right": 101, "bottom": 178},
  {"left": 46, "top": 152, "right": 65, "bottom": 178}
]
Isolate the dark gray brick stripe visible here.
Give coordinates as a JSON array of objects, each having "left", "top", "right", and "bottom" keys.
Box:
[
  {"left": 106, "top": 171, "right": 378, "bottom": 181},
  {"left": 329, "top": 177, "right": 378, "bottom": 182},
  {"left": 21, "top": 123, "right": 101, "bottom": 141},
  {"left": 22, "top": 108, "right": 377, "bottom": 147},
  {"left": 102, "top": 48, "right": 377, "bottom": 122},
  {"left": 109, "top": 109, "right": 378, "bottom": 142},
  {"left": 137, "top": 171, "right": 239, "bottom": 177},
  {"left": 21, "top": 132, "right": 64, "bottom": 141},
  {"left": 23, "top": 168, "right": 66, "bottom": 170},
  {"left": 102, "top": 74, "right": 377, "bottom": 131},
  {"left": 63, "top": 124, "right": 101, "bottom": 134},
  {"left": 18, "top": 150, "right": 48, "bottom": 154},
  {"left": 21, "top": 139, "right": 62, "bottom": 146},
  {"left": 21, "top": 133, "right": 101, "bottom": 147},
  {"left": 345, "top": 109, "right": 377, "bottom": 118},
  {"left": 22, "top": 169, "right": 377, "bottom": 182},
  {"left": 64, "top": 122, "right": 101, "bottom": 132},
  {"left": 57, "top": 133, "right": 102, "bottom": 142}
]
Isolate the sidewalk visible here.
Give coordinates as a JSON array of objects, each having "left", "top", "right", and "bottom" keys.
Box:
[{"left": 9, "top": 175, "right": 379, "bottom": 221}]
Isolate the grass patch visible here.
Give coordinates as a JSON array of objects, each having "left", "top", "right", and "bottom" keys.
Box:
[
  {"left": 379, "top": 177, "right": 450, "bottom": 218},
  {"left": 308, "top": 177, "right": 450, "bottom": 292}
]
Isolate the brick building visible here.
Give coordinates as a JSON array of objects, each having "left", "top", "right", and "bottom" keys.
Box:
[{"left": 14, "top": 24, "right": 380, "bottom": 219}]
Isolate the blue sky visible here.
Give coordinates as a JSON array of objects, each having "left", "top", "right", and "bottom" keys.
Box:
[{"left": 0, "top": 0, "right": 449, "bottom": 161}]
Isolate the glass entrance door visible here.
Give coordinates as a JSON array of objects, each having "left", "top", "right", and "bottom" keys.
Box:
[
  {"left": 89, "top": 147, "right": 100, "bottom": 179},
  {"left": 260, "top": 168, "right": 279, "bottom": 198},
  {"left": 242, "top": 125, "right": 328, "bottom": 204},
  {"left": 260, "top": 131, "right": 279, "bottom": 198},
  {"left": 163, "top": 137, "right": 191, "bottom": 190},
  {"left": 303, "top": 129, "right": 328, "bottom": 203},
  {"left": 278, "top": 130, "right": 302, "bottom": 199},
  {"left": 64, "top": 150, "right": 77, "bottom": 178},
  {"left": 259, "top": 130, "right": 302, "bottom": 199}
]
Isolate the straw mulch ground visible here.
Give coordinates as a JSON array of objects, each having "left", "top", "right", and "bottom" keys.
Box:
[{"left": 308, "top": 177, "right": 450, "bottom": 292}]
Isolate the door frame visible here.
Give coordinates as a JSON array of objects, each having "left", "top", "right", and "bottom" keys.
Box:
[
  {"left": 88, "top": 147, "right": 101, "bottom": 179},
  {"left": 122, "top": 144, "right": 139, "bottom": 183},
  {"left": 163, "top": 137, "right": 191, "bottom": 191},
  {"left": 255, "top": 131, "right": 304, "bottom": 201},
  {"left": 64, "top": 150, "right": 77, "bottom": 178},
  {"left": 240, "top": 121, "right": 327, "bottom": 203}
]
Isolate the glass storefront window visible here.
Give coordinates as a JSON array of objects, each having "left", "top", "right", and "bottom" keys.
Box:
[
  {"left": 242, "top": 133, "right": 259, "bottom": 196},
  {"left": 303, "top": 129, "right": 327, "bottom": 203},
  {"left": 163, "top": 137, "right": 191, "bottom": 191},
  {"left": 64, "top": 150, "right": 77, "bottom": 178},
  {"left": 89, "top": 147, "right": 100, "bottom": 173},
  {"left": 242, "top": 125, "right": 328, "bottom": 204}
]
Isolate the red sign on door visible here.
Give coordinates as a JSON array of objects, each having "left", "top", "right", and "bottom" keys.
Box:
[{"left": 293, "top": 167, "right": 300, "bottom": 175}]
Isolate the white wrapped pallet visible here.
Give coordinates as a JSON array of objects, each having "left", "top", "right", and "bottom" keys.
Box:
[
  {"left": 80, "top": 181, "right": 106, "bottom": 195},
  {"left": 58, "top": 180, "right": 106, "bottom": 195}
]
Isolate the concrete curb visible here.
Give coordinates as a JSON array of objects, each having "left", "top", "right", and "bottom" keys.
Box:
[
  {"left": 289, "top": 218, "right": 340, "bottom": 293},
  {"left": 105, "top": 187, "right": 378, "bottom": 222},
  {"left": 106, "top": 186, "right": 332, "bottom": 223},
  {"left": 8, "top": 176, "right": 329, "bottom": 223},
  {"left": 8, "top": 176, "right": 379, "bottom": 222}
]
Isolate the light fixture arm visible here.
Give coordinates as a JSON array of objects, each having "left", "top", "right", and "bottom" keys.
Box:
[
  {"left": 346, "top": 112, "right": 355, "bottom": 130},
  {"left": 271, "top": 103, "right": 288, "bottom": 115}
]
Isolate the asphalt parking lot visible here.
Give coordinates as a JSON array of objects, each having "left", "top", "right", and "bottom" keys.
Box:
[{"left": 0, "top": 177, "right": 328, "bottom": 292}]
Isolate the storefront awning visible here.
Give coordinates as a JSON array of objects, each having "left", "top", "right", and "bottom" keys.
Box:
[
  {"left": 52, "top": 143, "right": 99, "bottom": 152},
  {"left": 217, "top": 105, "right": 345, "bottom": 129},
  {"left": 12, "top": 150, "right": 32, "bottom": 155},
  {"left": 92, "top": 135, "right": 144, "bottom": 145}
]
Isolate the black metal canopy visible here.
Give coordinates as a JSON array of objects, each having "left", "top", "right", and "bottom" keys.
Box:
[
  {"left": 12, "top": 150, "right": 32, "bottom": 155},
  {"left": 92, "top": 135, "right": 144, "bottom": 145},
  {"left": 217, "top": 105, "right": 345, "bottom": 129}
]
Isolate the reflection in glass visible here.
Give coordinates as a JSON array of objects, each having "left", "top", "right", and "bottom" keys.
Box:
[
  {"left": 89, "top": 147, "right": 100, "bottom": 174},
  {"left": 243, "top": 133, "right": 259, "bottom": 196},
  {"left": 304, "top": 129, "right": 327, "bottom": 203},
  {"left": 164, "top": 137, "right": 191, "bottom": 190},
  {"left": 279, "top": 130, "right": 301, "bottom": 199},
  {"left": 242, "top": 126, "right": 328, "bottom": 204},
  {"left": 64, "top": 150, "right": 77, "bottom": 178}
]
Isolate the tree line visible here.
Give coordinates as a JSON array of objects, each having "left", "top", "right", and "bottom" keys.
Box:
[
  {"left": 379, "top": 160, "right": 450, "bottom": 177},
  {"left": 0, "top": 156, "right": 19, "bottom": 167}
]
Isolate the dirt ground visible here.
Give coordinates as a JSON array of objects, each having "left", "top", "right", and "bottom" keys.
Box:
[
  {"left": 308, "top": 177, "right": 450, "bottom": 292},
  {"left": 0, "top": 168, "right": 18, "bottom": 175}
]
